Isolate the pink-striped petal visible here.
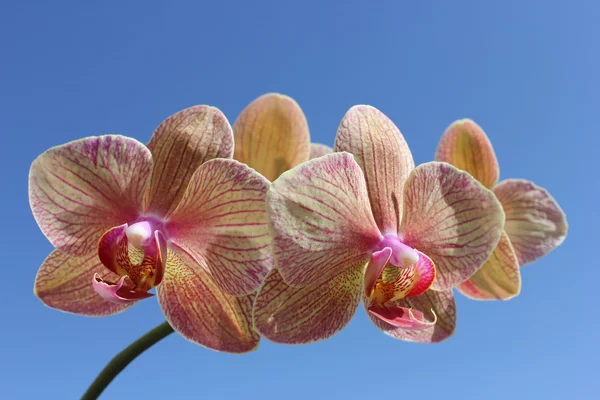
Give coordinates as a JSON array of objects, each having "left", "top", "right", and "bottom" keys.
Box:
[
  {"left": 309, "top": 143, "right": 333, "bottom": 159},
  {"left": 367, "top": 289, "right": 456, "bottom": 343},
  {"left": 401, "top": 162, "right": 505, "bottom": 291},
  {"left": 146, "top": 106, "right": 234, "bottom": 216},
  {"left": 457, "top": 231, "right": 521, "bottom": 300},
  {"left": 34, "top": 250, "right": 132, "bottom": 316},
  {"left": 157, "top": 244, "right": 259, "bottom": 353},
  {"left": 29, "top": 135, "right": 152, "bottom": 257},
  {"left": 335, "top": 105, "right": 414, "bottom": 233},
  {"left": 233, "top": 93, "right": 310, "bottom": 181},
  {"left": 436, "top": 119, "right": 499, "bottom": 189},
  {"left": 253, "top": 266, "right": 363, "bottom": 344},
  {"left": 167, "top": 158, "right": 272, "bottom": 296},
  {"left": 494, "top": 179, "right": 568, "bottom": 266},
  {"left": 267, "top": 152, "right": 381, "bottom": 287},
  {"left": 92, "top": 274, "right": 154, "bottom": 304}
]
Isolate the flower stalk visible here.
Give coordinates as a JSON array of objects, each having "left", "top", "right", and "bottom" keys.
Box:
[{"left": 81, "top": 321, "right": 174, "bottom": 400}]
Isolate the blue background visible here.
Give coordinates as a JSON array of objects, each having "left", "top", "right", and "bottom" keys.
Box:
[{"left": 1, "top": 1, "right": 596, "bottom": 399}]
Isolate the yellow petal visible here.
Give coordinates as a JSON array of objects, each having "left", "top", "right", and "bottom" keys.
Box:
[
  {"left": 436, "top": 119, "right": 499, "bottom": 189},
  {"left": 233, "top": 93, "right": 310, "bottom": 181},
  {"left": 457, "top": 231, "right": 521, "bottom": 300}
]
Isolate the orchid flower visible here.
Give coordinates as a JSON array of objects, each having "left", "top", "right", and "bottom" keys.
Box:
[
  {"left": 252, "top": 105, "right": 506, "bottom": 344},
  {"left": 436, "top": 119, "right": 568, "bottom": 300},
  {"left": 30, "top": 106, "right": 272, "bottom": 353},
  {"left": 233, "top": 93, "right": 332, "bottom": 180}
]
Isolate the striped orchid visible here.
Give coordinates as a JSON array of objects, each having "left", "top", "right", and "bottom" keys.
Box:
[
  {"left": 253, "top": 105, "right": 506, "bottom": 344},
  {"left": 233, "top": 93, "right": 332, "bottom": 180},
  {"left": 436, "top": 119, "right": 568, "bottom": 300},
  {"left": 30, "top": 106, "right": 272, "bottom": 353}
]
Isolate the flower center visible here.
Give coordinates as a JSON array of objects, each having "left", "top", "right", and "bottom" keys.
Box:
[
  {"left": 94, "top": 218, "right": 168, "bottom": 303},
  {"left": 365, "top": 234, "right": 435, "bottom": 307},
  {"left": 376, "top": 235, "right": 419, "bottom": 268},
  {"left": 363, "top": 234, "right": 437, "bottom": 330}
]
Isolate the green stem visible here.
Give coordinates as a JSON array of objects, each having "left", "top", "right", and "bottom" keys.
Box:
[{"left": 81, "top": 321, "right": 174, "bottom": 400}]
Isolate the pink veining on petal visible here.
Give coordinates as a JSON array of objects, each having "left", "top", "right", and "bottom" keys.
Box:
[
  {"left": 266, "top": 152, "right": 381, "bottom": 287},
  {"left": 92, "top": 274, "right": 154, "bottom": 304},
  {"left": 334, "top": 105, "right": 415, "bottom": 233},
  {"left": 400, "top": 162, "right": 505, "bottom": 291},
  {"left": 29, "top": 135, "right": 153, "bottom": 257}
]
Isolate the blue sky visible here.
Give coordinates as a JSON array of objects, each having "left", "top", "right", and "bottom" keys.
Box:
[{"left": 1, "top": 1, "right": 597, "bottom": 398}]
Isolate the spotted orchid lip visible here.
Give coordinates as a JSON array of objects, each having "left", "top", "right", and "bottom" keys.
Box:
[{"left": 97, "top": 224, "right": 167, "bottom": 292}]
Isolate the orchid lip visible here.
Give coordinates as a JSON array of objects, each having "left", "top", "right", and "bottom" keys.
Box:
[
  {"left": 92, "top": 273, "right": 154, "bottom": 304},
  {"left": 97, "top": 221, "right": 168, "bottom": 293},
  {"left": 368, "top": 305, "right": 437, "bottom": 330}
]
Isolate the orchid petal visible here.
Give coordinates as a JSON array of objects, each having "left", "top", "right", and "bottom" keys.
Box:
[
  {"left": 157, "top": 245, "right": 259, "bottom": 353},
  {"left": 457, "top": 231, "right": 521, "bottom": 300},
  {"left": 401, "top": 162, "right": 505, "bottom": 290},
  {"left": 29, "top": 135, "right": 152, "bottom": 256},
  {"left": 309, "top": 143, "right": 333, "bottom": 159},
  {"left": 233, "top": 93, "right": 310, "bottom": 181},
  {"left": 435, "top": 119, "right": 499, "bottom": 189},
  {"left": 34, "top": 250, "right": 132, "bottom": 316},
  {"left": 146, "top": 106, "right": 234, "bottom": 216},
  {"left": 494, "top": 179, "right": 568, "bottom": 266},
  {"left": 335, "top": 105, "right": 414, "bottom": 233},
  {"left": 92, "top": 274, "right": 154, "bottom": 304},
  {"left": 253, "top": 267, "right": 363, "bottom": 344},
  {"left": 367, "top": 289, "right": 456, "bottom": 343},
  {"left": 267, "top": 152, "right": 381, "bottom": 287},
  {"left": 167, "top": 158, "right": 272, "bottom": 296}
]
